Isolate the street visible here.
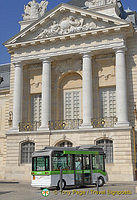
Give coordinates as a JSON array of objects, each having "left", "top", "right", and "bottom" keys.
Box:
[{"left": 0, "top": 181, "right": 137, "bottom": 200}]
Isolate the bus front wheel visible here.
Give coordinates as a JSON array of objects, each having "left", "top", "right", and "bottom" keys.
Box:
[
  {"left": 97, "top": 176, "right": 104, "bottom": 187},
  {"left": 57, "top": 179, "right": 66, "bottom": 190}
]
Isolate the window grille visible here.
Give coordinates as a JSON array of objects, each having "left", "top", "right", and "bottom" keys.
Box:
[
  {"left": 64, "top": 90, "right": 81, "bottom": 120},
  {"left": 21, "top": 142, "right": 35, "bottom": 164},
  {"left": 100, "top": 87, "right": 116, "bottom": 118},
  {"left": 31, "top": 94, "right": 42, "bottom": 122},
  {"left": 96, "top": 139, "right": 113, "bottom": 163}
]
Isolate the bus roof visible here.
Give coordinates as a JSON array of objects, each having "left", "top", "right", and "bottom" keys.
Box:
[{"left": 32, "top": 145, "right": 105, "bottom": 157}]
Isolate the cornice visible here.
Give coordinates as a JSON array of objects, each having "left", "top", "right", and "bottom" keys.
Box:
[{"left": 11, "top": 40, "right": 125, "bottom": 63}]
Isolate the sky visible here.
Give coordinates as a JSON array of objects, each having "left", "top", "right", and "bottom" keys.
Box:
[{"left": 0, "top": 0, "right": 137, "bottom": 65}]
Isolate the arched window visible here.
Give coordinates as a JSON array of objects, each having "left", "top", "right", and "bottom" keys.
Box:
[
  {"left": 96, "top": 139, "right": 113, "bottom": 163},
  {"left": 21, "top": 142, "right": 35, "bottom": 164},
  {"left": 56, "top": 141, "right": 73, "bottom": 147}
]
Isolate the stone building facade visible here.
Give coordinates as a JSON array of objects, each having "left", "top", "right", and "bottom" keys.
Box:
[{"left": 0, "top": 0, "right": 137, "bottom": 182}]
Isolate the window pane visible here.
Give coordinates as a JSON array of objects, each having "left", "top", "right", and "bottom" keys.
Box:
[
  {"left": 64, "top": 90, "right": 81, "bottom": 120},
  {"left": 100, "top": 87, "right": 116, "bottom": 118},
  {"left": 31, "top": 94, "right": 42, "bottom": 122},
  {"left": 37, "top": 157, "right": 45, "bottom": 171}
]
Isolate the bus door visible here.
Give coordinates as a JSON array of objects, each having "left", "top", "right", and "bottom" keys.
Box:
[
  {"left": 83, "top": 154, "right": 92, "bottom": 185},
  {"left": 75, "top": 155, "right": 83, "bottom": 185},
  {"left": 74, "top": 154, "right": 92, "bottom": 185}
]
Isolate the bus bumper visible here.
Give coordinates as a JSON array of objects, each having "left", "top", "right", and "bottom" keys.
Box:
[{"left": 31, "top": 175, "right": 51, "bottom": 188}]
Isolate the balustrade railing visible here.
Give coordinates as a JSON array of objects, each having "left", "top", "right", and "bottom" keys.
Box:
[
  {"left": 49, "top": 119, "right": 83, "bottom": 130},
  {"left": 91, "top": 117, "right": 117, "bottom": 128},
  {"left": 19, "top": 121, "right": 41, "bottom": 132},
  {"left": 18, "top": 117, "right": 117, "bottom": 132}
]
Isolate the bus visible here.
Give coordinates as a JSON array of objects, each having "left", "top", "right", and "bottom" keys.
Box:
[{"left": 31, "top": 145, "right": 108, "bottom": 189}]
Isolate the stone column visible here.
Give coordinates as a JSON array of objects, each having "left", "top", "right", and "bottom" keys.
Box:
[
  {"left": 39, "top": 58, "right": 51, "bottom": 130},
  {"left": 81, "top": 53, "right": 93, "bottom": 128},
  {"left": 115, "top": 47, "right": 129, "bottom": 126},
  {"left": 12, "top": 62, "right": 23, "bottom": 130}
]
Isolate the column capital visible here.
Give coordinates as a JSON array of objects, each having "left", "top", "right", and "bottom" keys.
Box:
[
  {"left": 13, "top": 62, "right": 23, "bottom": 68},
  {"left": 113, "top": 46, "right": 127, "bottom": 54},
  {"left": 40, "top": 57, "right": 52, "bottom": 63},
  {"left": 81, "top": 51, "right": 93, "bottom": 59}
]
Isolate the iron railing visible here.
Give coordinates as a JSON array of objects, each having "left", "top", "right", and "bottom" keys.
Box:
[
  {"left": 19, "top": 117, "right": 117, "bottom": 132},
  {"left": 49, "top": 119, "right": 83, "bottom": 130},
  {"left": 19, "top": 121, "right": 41, "bottom": 132},
  {"left": 91, "top": 117, "right": 117, "bottom": 128}
]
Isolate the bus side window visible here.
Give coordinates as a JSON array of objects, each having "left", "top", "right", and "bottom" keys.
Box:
[{"left": 52, "top": 154, "right": 73, "bottom": 170}]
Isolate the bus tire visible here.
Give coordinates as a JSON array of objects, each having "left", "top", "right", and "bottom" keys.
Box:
[
  {"left": 98, "top": 176, "right": 104, "bottom": 187},
  {"left": 57, "top": 179, "right": 66, "bottom": 190}
]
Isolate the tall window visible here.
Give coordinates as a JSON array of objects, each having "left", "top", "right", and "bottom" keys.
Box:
[
  {"left": 64, "top": 90, "right": 81, "bottom": 120},
  {"left": 99, "top": 87, "right": 116, "bottom": 118},
  {"left": 31, "top": 94, "right": 42, "bottom": 122},
  {"left": 21, "top": 142, "right": 35, "bottom": 164},
  {"left": 56, "top": 141, "right": 73, "bottom": 147},
  {"left": 96, "top": 139, "right": 113, "bottom": 163}
]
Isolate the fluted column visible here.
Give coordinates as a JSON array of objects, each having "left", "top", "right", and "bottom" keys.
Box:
[
  {"left": 115, "top": 47, "right": 129, "bottom": 126},
  {"left": 39, "top": 58, "right": 51, "bottom": 130},
  {"left": 81, "top": 53, "right": 93, "bottom": 128},
  {"left": 12, "top": 62, "right": 23, "bottom": 130}
]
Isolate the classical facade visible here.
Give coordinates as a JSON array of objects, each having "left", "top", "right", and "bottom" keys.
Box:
[{"left": 0, "top": 0, "right": 137, "bottom": 182}]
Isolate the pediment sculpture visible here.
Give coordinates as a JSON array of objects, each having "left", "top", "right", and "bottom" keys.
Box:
[
  {"left": 36, "top": 16, "right": 97, "bottom": 39},
  {"left": 85, "top": 0, "right": 116, "bottom": 8},
  {"left": 22, "top": 0, "right": 48, "bottom": 20}
]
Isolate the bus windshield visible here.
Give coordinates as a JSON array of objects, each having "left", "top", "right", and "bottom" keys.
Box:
[{"left": 32, "top": 156, "right": 50, "bottom": 171}]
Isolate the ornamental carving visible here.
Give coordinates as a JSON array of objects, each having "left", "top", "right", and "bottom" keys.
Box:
[
  {"left": 54, "top": 59, "right": 82, "bottom": 75},
  {"left": 85, "top": 0, "right": 116, "bottom": 8},
  {"left": 22, "top": 0, "right": 48, "bottom": 20},
  {"left": 36, "top": 16, "right": 97, "bottom": 38}
]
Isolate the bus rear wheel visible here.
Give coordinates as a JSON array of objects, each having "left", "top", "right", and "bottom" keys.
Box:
[
  {"left": 57, "top": 179, "right": 66, "bottom": 190},
  {"left": 98, "top": 176, "right": 104, "bottom": 187}
]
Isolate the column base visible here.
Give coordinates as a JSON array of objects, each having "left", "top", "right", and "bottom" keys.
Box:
[
  {"left": 38, "top": 126, "right": 50, "bottom": 131},
  {"left": 115, "top": 121, "right": 130, "bottom": 127},
  {"left": 8, "top": 128, "right": 19, "bottom": 134},
  {"left": 79, "top": 124, "right": 93, "bottom": 129}
]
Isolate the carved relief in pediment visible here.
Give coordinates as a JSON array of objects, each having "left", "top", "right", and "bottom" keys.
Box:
[{"left": 35, "top": 15, "right": 101, "bottom": 39}]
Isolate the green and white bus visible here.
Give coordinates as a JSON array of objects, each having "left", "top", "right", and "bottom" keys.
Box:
[{"left": 31, "top": 145, "right": 108, "bottom": 189}]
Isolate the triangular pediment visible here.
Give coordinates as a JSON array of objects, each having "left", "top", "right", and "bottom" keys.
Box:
[{"left": 4, "top": 3, "right": 131, "bottom": 46}]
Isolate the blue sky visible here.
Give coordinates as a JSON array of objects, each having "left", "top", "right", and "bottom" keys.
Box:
[{"left": 0, "top": 0, "right": 137, "bottom": 65}]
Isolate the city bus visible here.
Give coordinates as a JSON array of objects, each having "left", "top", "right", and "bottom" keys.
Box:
[{"left": 31, "top": 145, "right": 108, "bottom": 189}]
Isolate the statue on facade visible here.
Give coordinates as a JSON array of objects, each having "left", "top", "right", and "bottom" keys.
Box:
[
  {"left": 22, "top": 0, "right": 48, "bottom": 20},
  {"left": 85, "top": 0, "right": 116, "bottom": 8}
]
